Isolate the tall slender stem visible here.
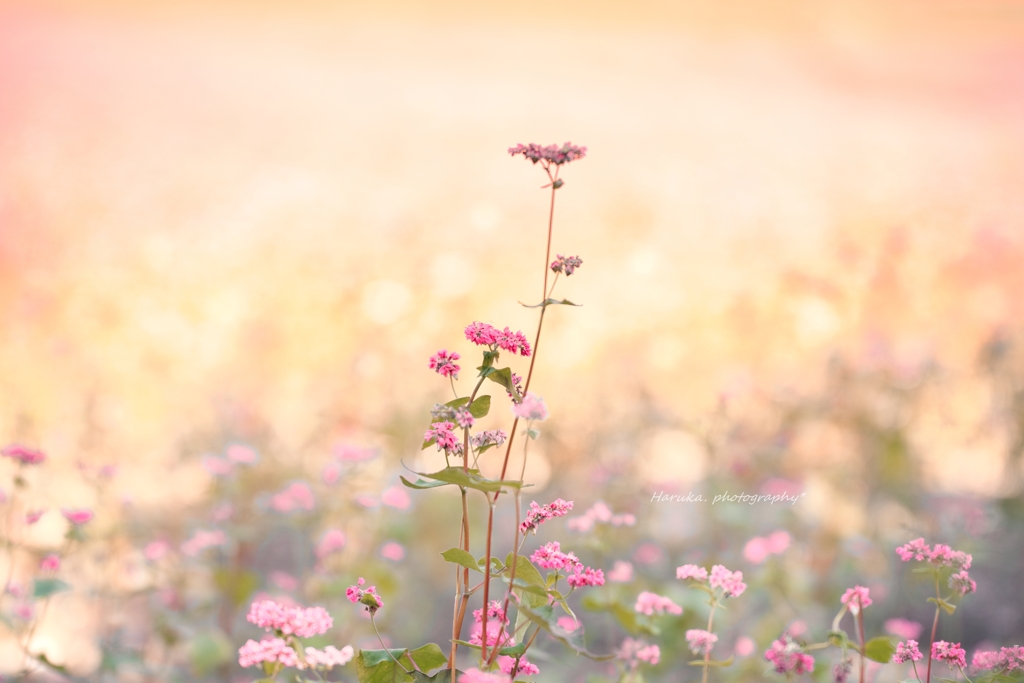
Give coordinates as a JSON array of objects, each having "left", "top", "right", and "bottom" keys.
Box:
[
  {"left": 925, "top": 605, "right": 940, "bottom": 683},
  {"left": 701, "top": 599, "right": 718, "bottom": 683},
  {"left": 372, "top": 613, "right": 411, "bottom": 673},
  {"left": 856, "top": 610, "right": 866, "bottom": 683}
]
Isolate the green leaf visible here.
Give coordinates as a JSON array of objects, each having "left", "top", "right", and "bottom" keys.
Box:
[
  {"left": 441, "top": 548, "right": 482, "bottom": 573},
  {"left": 32, "top": 578, "right": 71, "bottom": 600},
  {"left": 526, "top": 428, "right": 540, "bottom": 440},
  {"left": 499, "top": 643, "right": 528, "bottom": 657},
  {"left": 927, "top": 597, "right": 957, "bottom": 615},
  {"left": 687, "top": 657, "right": 735, "bottom": 667},
  {"left": 521, "top": 298, "right": 581, "bottom": 308},
  {"left": 418, "top": 467, "right": 522, "bottom": 493},
  {"left": 400, "top": 476, "right": 451, "bottom": 490},
  {"left": 515, "top": 603, "right": 615, "bottom": 661},
  {"left": 485, "top": 368, "right": 521, "bottom": 402},
  {"left": 407, "top": 644, "right": 448, "bottom": 673},
  {"left": 467, "top": 395, "right": 491, "bottom": 418},
  {"left": 548, "top": 588, "right": 578, "bottom": 624},
  {"left": 863, "top": 637, "right": 895, "bottom": 663},
  {"left": 356, "top": 649, "right": 415, "bottom": 683}
]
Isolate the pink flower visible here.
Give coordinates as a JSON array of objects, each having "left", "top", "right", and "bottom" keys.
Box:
[
  {"left": 381, "top": 486, "right": 411, "bottom": 510},
  {"left": 634, "top": 591, "right": 682, "bottom": 616},
  {"left": 508, "top": 142, "right": 587, "bottom": 166},
  {"left": 520, "top": 498, "right": 574, "bottom": 534},
  {"left": 424, "top": 421, "right": 461, "bottom": 455},
  {"left": 316, "top": 529, "right": 346, "bottom": 559},
  {"left": 61, "top": 508, "right": 94, "bottom": 525},
  {"left": 499, "top": 656, "right": 540, "bottom": 676},
  {"left": 202, "top": 455, "right": 234, "bottom": 476},
  {"left": 557, "top": 615, "right": 579, "bottom": 631},
  {"left": 471, "top": 430, "right": 507, "bottom": 450},
  {"left": 238, "top": 637, "right": 299, "bottom": 668},
  {"left": 322, "top": 462, "right": 342, "bottom": 484},
  {"left": 744, "top": 537, "right": 770, "bottom": 564},
  {"left": 765, "top": 634, "right": 815, "bottom": 675},
  {"left": 144, "top": 540, "right": 170, "bottom": 561},
  {"left": 633, "top": 542, "right": 663, "bottom": 565},
  {"left": 211, "top": 502, "right": 234, "bottom": 522},
  {"left": 932, "top": 641, "right": 966, "bottom": 670},
  {"left": 618, "top": 638, "right": 660, "bottom": 666},
  {"left": 458, "top": 670, "right": 507, "bottom": 683},
  {"left": 840, "top": 585, "right": 872, "bottom": 614},
  {"left": 429, "top": 349, "right": 461, "bottom": 379},
  {"left": 608, "top": 560, "right": 634, "bottom": 583},
  {"left": 885, "top": 618, "right": 923, "bottom": 641},
  {"left": 949, "top": 570, "right": 977, "bottom": 596},
  {"left": 676, "top": 564, "right": 709, "bottom": 582},
  {"left": 686, "top": 629, "right": 718, "bottom": 655},
  {"left": 530, "top": 542, "right": 580, "bottom": 572},
  {"left": 497, "top": 327, "right": 532, "bottom": 357},
  {"left": 895, "top": 538, "right": 972, "bottom": 570},
  {"left": 1, "top": 444, "right": 46, "bottom": 465},
  {"left": 346, "top": 577, "right": 383, "bottom": 612},
  {"left": 333, "top": 443, "right": 378, "bottom": 462},
  {"left": 567, "top": 566, "right": 605, "bottom": 588},
  {"left": 464, "top": 322, "right": 501, "bottom": 346},
  {"left": 304, "top": 645, "right": 355, "bottom": 670},
  {"left": 637, "top": 644, "right": 661, "bottom": 665},
  {"left": 735, "top": 636, "right": 756, "bottom": 657},
  {"left": 894, "top": 640, "right": 923, "bottom": 664},
  {"left": 226, "top": 444, "right": 259, "bottom": 464},
  {"left": 246, "top": 599, "right": 333, "bottom": 637},
  {"left": 454, "top": 406, "right": 474, "bottom": 429},
  {"left": 25, "top": 510, "right": 45, "bottom": 525},
  {"left": 269, "top": 482, "right": 316, "bottom": 513},
  {"left": 709, "top": 564, "right": 746, "bottom": 597},
  {"left": 181, "top": 529, "right": 227, "bottom": 556},
  {"left": 512, "top": 393, "right": 548, "bottom": 421},
  {"left": 380, "top": 541, "right": 405, "bottom": 561},
  {"left": 40, "top": 554, "right": 60, "bottom": 572},
  {"left": 766, "top": 530, "right": 791, "bottom": 554},
  {"left": 550, "top": 254, "right": 583, "bottom": 276},
  {"left": 972, "top": 647, "right": 1024, "bottom": 672},
  {"left": 270, "top": 571, "right": 298, "bottom": 592}
]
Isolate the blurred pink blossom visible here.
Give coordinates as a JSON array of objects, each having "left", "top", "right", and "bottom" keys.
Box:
[
  {"left": 212, "top": 503, "right": 234, "bottom": 522},
  {"left": 607, "top": 560, "right": 634, "bottom": 583},
  {"left": 735, "top": 636, "right": 756, "bottom": 657},
  {"left": 1, "top": 444, "right": 45, "bottom": 465},
  {"left": 634, "top": 591, "right": 682, "bottom": 616},
  {"left": 145, "top": 540, "right": 170, "bottom": 561},
  {"left": 270, "top": 571, "right": 299, "bottom": 592},
  {"left": 511, "top": 393, "right": 548, "bottom": 421},
  {"left": 633, "top": 543, "right": 663, "bottom": 565},
  {"left": 322, "top": 462, "right": 342, "bottom": 485},
  {"left": 332, "top": 443, "right": 378, "bottom": 462},
  {"left": 557, "top": 615, "right": 579, "bottom": 631},
  {"left": 62, "top": 508, "right": 94, "bottom": 525},
  {"left": 381, "top": 486, "right": 411, "bottom": 510},
  {"left": 761, "top": 478, "right": 802, "bottom": 497},
  {"left": 356, "top": 495, "right": 379, "bottom": 508},
  {"left": 316, "top": 530, "right": 346, "bottom": 559},
  {"left": 788, "top": 620, "right": 808, "bottom": 637},
  {"left": 226, "top": 444, "right": 258, "bottom": 464},
  {"left": 743, "top": 537, "right": 770, "bottom": 564},
  {"left": 40, "top": 554, "right": 60, "bottom": 572},
  {"left": 203, "top": 455, "right": 234, "bottom": 476},
  {"left": 181, "top": 529, "right": 227, "bottom": 556},
  {"left": 458, "top": 671, "right": 507, "bottom": 683},
  {"left": 766, "top": 530, "right": 791, "bottom": 553},
  {"left": 380, "top": 542, "right": 405, "bottom": 562},
  {"left": 885, "top": 618, "right": 923, "bottom": 640},
  {"left": 269, "top": 482, "right": 315, "bottom": 513},
  {"left": 247, "top": 599, "right": 333, "bottom": 636},
  {"left": 25, "top": 510, "right": 45, "bottom": 525}
]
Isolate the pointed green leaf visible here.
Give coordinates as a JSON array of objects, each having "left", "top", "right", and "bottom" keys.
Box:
[
  {"left": 864, "top": 637, "right": 895, "bottom": 663},
  {"left": 467, "top": 395, "right": 491, "bottom": 418},
  {"left": 356, "top": 649, "right": 415, "bottom": 683},
  {"left": 400, "top": 476, "right": 451, "bottom": 490},
  {"left": 441, "top": 548, "right": 482, "bottom": 573},
  {"left": 407, "top": 644, "right": 448, "bottom": 674},
  {"left": 32, "top": 578, "right": 71, "bottom": 600},
  {"left": 418, "top": 467, "right": 522, "bottom": 493},
  {"left": 485, "top": 368, "right": 521, "bottom": 402},
  {"left": 521, "top": 298, "right": 581, "bottom": 308},
  {"left": 927, "top": 597, "right": 957, "bottom": 615}
]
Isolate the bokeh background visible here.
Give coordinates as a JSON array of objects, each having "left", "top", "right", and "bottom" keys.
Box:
[{"left": 2, "top": 0, "right": 1024, "bottom": 680}]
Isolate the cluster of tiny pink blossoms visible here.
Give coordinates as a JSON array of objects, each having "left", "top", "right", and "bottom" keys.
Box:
[
  {"left": 429, "top": 349, "right": 461, "bottom": 379},
  {"left": 1, "top": 443, "right": 46, "bottom": 465},
  {"left": 459, "top": 670, "right": 508, "bottom": 683},
  {"left": 520, "top": 498, "right": 574, "bottom": 534},
  {"left": 972, "top": 646, "right": 1024, "bottom": 672},
  {"left": 885, "top": 618, "right": 923, "bottom": 640},
  {"left": 893, "top": 640, "right": 923, "bottom": 664},
  {"left": 61, "top": 508, "right": 94, "bottom": 525},
  {"left": 839, "top": 585, "right": 872, "bottom": 614},
  {"left": 567, "top": 501, "right": 635, "bottom": 532},
  {"left": 932, "top": 641, "right": 967, "bottom": 670},
  {"left": 465, "top": 601, "right": 540, "bottom": 676},
  {"left": 634, "top": 591, "right": 683, "bottom": 616},
  {"left": 895, "top": 538, "right": 976, "bottom": 596},
  {"left": 345, "top": 577, "right": 384, "bottom": 612},
  {"left": 40, "top": 554, "right": 60, "bottom": 572},
  {"left": 550, "top": 254, "right": 583, "bottom": 276},
  {"left": 618, "top": 638, "right": 661, "bottom": 666},
  {"left": 764, "top": 634, "right": 815, "bottom": 675},
  {"left": 676, "top": 563, "right": 747, "bottom": 598},
  {"left": 471, "top": 429, "right": 506, "bottom": 450},
  {"left": 686, "top": 629, "right": 719, "bottom": 655},
  {"left": 463, "top": 322, "right": 531, "bottom": 356},
  {"left": 511, "top": 393, "right": 548, "bottom": 421},
  {"left": 246, "top": 599, "right": 333, "bottom": 637},
  {"left": 949, "top": 570, "right": 977, "bottom": 596},
  {"left": 508, "top": 142, "right": 587, "bottom": 166},
  {"left": 529, "top": 541, "right": 605, "bottom": 587},
  {"left": 424, "top": 421, "right": 461, "bottom": 456},
  {"left": 238, "top": 639, "right": 353, "bottom": 671}
]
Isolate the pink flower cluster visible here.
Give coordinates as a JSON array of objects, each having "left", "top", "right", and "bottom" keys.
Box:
[
  {"left": 269, "top": 482, "right": 316, "bottom": 513},
  {"left": 424, "top": 421, "right": 462, "bottom": 456},
  {"left": 471, "top": 429, "right": 507, "bottom": 450},
  {"left": 764, "top": 634, "right": 814, "bottom": 675},
  {"left": 247, "top": 599, "right": 333, "bottom": 637},
  {"left": 459, "top": 671, "right": 507, "bottom": 683},
  {"left": 464, "top": 322, "right": 532, "bottom": 356},
  {"left": 304, "top": 645, "right": 355, "bottom": 669},
  {"left": 972, "top": 646, "right": 1024, "bottom": 672},
  {"left": 567, "top": 566, "right": 605, "bottom": 588},
  {"left": 454, "top": 406, "right": 474, "bottom": 429},
  {"left": 508, "top": 142, "right": 587, "bottom": 166},
  {"left": 840, "top": 585, "right": 872, "bottom": 613},
  {"left": 239, "top": 637, "right": 298, "bottom": 668},
  {"left": 686, "top": 629, "right": 718, "bottom": 655},
  {"left": 345, "top": 577, "right": 383, "bottom": 611},
  {"left": 677, "top": 564, "right": 746, "bottom": 598},
  {"left": 529, "top": 542, "right": 604, "bottom": 588},
  {"left": 25, "top": 509, "right": 45, "bottom": 525},
  {"left": 429, "top": 349, "right": 461, "bottom": 379},
  {"left": 62, "top": 508, "right": 94, "bottom": 525},
  {"left": 511, "top": 393, "right": 548, "bottom": 421},
  {"left": 316, "top": 529, "right": 346, "bottom": 559},
  {"left": 932, "top": 641, "right": 966, "bottom": 669},
  {"left": 1, "top": 444, "right": 45, "bottom": 465},
  {"left": 634, "top": 591, "right": 683, "bottom": 616},
  {"left": 617, "top": 638, "right": 661, "bottom": 666},
  {"left": 896, "top": 538, "right": 972, "bottom": 569},
  {"left": 885, "top": 618, "right": 923, "bottom": 640},
  {"left": 550, "top": 254, "right": 583, "bottom": 276},
  {"left": 520, "top": 498, "right": 574, "bottom": 534},
  {"left": 894, "top": 640, "right": 923, "bottom": 664},
  {"left": 567, "top": 501, "right": 636, "bottom": 532},
  {"left": 40, "top": 554, "right": 60, "bottom": 572},
  {"left": 181, "top": 528, "right": 226, "bottom": 556},
  {"left": 949, "top": 570, "right": 977, "bottom": 596},
  {"left": 743, "top": 531, "right": 791, "bottom": 564}
]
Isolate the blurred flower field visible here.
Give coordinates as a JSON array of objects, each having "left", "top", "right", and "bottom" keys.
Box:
[{"left": 2, "top": 1, "right": 1024, "bottom": 681}]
